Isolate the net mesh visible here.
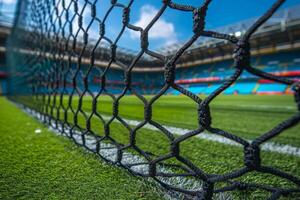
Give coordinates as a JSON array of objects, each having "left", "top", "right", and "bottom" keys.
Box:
[{"left": 7, "top": 0, "right": 300, "bottom": 199}]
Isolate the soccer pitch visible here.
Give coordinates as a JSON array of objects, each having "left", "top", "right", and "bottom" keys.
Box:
[
  {"left": 77, "top": 94, "right": 298, "bottom": 146},
  {"left": 5, "top": 94, "right": 299, "bottom": 199},
  {"left": 0, "top": 97, "right": 163, "bottom": 199}
]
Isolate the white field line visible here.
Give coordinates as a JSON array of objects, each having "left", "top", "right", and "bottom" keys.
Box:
[
  {"left": 219, "top": 104, "right": 295, "bottom": 110},
  {"left": 20, "top": 106, "right": 298, "bottom": 200},
  {"left": 56, "top": 109, "right": 300, "bottom": 157},
  {"left": 99, "top": 115, "right": 300, "bottom": 157},
  {"left": 22, "top": 108, "right": 233, "bottom": 200}
]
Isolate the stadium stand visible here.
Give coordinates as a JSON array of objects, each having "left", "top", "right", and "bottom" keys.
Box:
[
  {"left": 0, "top": 2, "right": 298, "bottom": 97},
  {"left": 224, "top": 82, "right": 257, "bottom": 95},
  {"left": 35, "top": 1, "right": 298, "bottom": 97},
  {"left": 87, "top": 50, "right": 300, "bottom": 95},
  {"left": 1, "top": 3, "right": 298, "bottom": 96},
  {"left": 51, "top": 48, "right": 300, "bottom": 96},
  {"left": 256, "top": 83, "right": 287, "bottom": 94}
]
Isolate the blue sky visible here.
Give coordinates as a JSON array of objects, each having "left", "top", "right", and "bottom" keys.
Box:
[
  {"left": 1, "top": 0, "right": 300, "bottom": 50},
  {"left": 0, "top": 0, "right": 16, "bottom": 24}
]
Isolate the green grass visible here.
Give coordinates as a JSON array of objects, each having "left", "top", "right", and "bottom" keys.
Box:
[
  {"left": 66, "top": 94, "right": 299, "bottom": 199},
  {"left": 5, "top": 94, "right": 300, "bottom": 199},
  {"left": 0, "top": 97, "right": 162, "bottom": 200},
  {"left": 77, "top": 94, "right": 299, "bottom": 147}
]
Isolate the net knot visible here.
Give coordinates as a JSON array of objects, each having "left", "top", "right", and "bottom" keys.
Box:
[
  {"left": 111, "top": 0, "right": 117, "bottom": 4},
  {"left": 110, "top": 44, "right": 117, "bottom": 61},
  {"left": 144, "top": 104, "right": 152, "bottom": 121},
  {"left": 83, "top": 76, "right": 88, "bottom": 88},
  {"left": 99, "top": 22, "right": 105, "bottom": 37},
  {"left": 55, "top": 7, "right": 59, "bottom": 16},
  {"left": 198, "top": 102, "right": 211, "bottom": 129},
  {"left": 193, "top": 7, "right": 206, "bottom": 35},
  {"left": 90, "top": 54, "right": 95, "bottom": 65},
  {"left": 91, "top": 4, "right": 96, "bottom": 17},
  {"left": 65, "top": 10, "right": 69, "bottom": 21},
  {"left": 244, "top": 144, "right": 261, "bottom": 169},
  {"left": 164, "top": 59, "right": 175, "bottom": 84},
  {"left": 100, "top": 75, "right": 106, "bottom": 89},
  {"left": 72, "top": 38, "right": 77, "bottom": 50},
  {"left": 78, "top": 15, "right": 83, "bottom": 28},
  {"left": 122, "top": 7, "right": 130, "bottom": 25},
  {"left": 234, "top": 182, "right": 248, "bottom": 190},
  {"left": 74, "top": 1, "right": 78, "bottom": 13},
  {"left": 140, "top": 31, "right": 149, "bottom": 50},
  {"left": 124, "top": 71, "right": 131, "bottom": 88},
  {"left": 233, "top": 40, "right": 250, "bottom": 69},
  {"left": 170, "top": 142, "right": 179, "bottom": 156},
  {"left": 83, "top": 32, "right": 88, "bottom": 44},
  {"left": 62, "top": 29, "right": 65, "bottom": 38},
  {"left": 113, "top": 101, "right": 118, "bottom": 117},
  {"left": 199, "top": 181, "right": 214, "bottom": 200},
  {"left": 69, "top": 22, "right": 73, "bottom": 34},
  {"left": 58, "top": 17, "right": 62, "bottom": 27},
  {"left": 149, "top": 162, "right": 156, "bottom": 177},
  {"left": 292, "top": 82, "right": 300, "bottom": 111}
]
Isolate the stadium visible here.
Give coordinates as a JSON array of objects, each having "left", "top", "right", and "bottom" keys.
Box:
[{"left": 0, "top": 0, "right": 300, "bottom": 199}]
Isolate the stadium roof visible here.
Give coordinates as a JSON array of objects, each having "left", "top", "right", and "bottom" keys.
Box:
[
  {"left": 158, "top": 4, "right": 300, "bottom": 55},
  {"left": 2, "top": 2, "right": 300, "bottom": 72}
]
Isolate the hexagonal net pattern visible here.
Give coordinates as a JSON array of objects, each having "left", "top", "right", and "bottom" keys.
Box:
[{"left": 6, "top": 0, "right": 300, "bottom": 199}]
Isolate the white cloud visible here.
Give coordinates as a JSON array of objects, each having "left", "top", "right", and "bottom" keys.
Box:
[
  {"left": 2, "top": 0, "right": 16, "bottom": 4},
  {"left": 130, "top": 5, "right": 177, "bottom": 46}
]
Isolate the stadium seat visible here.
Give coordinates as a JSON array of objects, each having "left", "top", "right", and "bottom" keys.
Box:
[
  {"left": 224, "top": 82, "right": 256, "bottom": 95},
  {"left": 256, "top": 83, "right": 287, "bottom": 94}
]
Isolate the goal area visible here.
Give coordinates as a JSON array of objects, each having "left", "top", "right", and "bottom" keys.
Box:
[{"left": 7, "top": 0, "right": 300, "bottom": 199}]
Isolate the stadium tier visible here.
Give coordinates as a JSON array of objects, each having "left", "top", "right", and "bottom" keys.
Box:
[
  {"left": 74, "top": 50, "right": 299, "bottom": 95},
  {"left": 256, "top": 83, "right": 287, "bottom": 94},
  {"left": 19, "top": 50, "right": 299, "bottom": 96}
]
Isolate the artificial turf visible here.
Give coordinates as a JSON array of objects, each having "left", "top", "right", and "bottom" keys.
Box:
[
  {"left": 65, "top": 94, "right": 299, "bottom": 199},
  {"left": 77, "top": 94, "right": 299, "bottom": 146},
  {"left": 0, "top": 97, "right": 163, "bottom": 199},
  {"left": 4, "top": 94, "right": 300, "bottom": 199}
]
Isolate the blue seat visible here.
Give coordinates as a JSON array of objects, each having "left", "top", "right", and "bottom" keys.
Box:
[
  {"left": 257, "top": 83, "right": 286, "bottom": 93},
  {"left": 224, "top": 82, "right": 256, "bottom": 94}
]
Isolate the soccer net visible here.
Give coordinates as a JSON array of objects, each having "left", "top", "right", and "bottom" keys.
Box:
[{"left": 7, "top": 0, "right": 300, "bottom": 199}]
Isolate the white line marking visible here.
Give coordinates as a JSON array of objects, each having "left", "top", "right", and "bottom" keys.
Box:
[
  {"left": 22, "top": 108, "right": 212, "bottom": 199},
  {"left": 218, "top": 104, "right": 295, "bottom": 110},
  {"left": 100, "top": 115, "right": 300, "bottom": 157},
  {"left": 20, "top": 106, "right": 295, "bottom": 200},
  {"left": 63, "top": 109, "right": 300, "bottom": 157}
]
